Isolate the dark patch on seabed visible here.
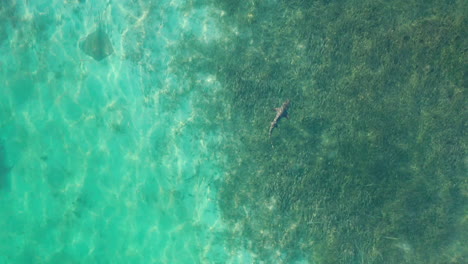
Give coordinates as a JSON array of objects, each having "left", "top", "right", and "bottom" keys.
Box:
[
  {"left": 171, "top": 0, "right": 467, "bottom": 263},
  {"left": 0, "top": 140, "right": 11, "bottom": 191}
]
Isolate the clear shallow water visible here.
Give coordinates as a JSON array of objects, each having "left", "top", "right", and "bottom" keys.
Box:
[
  {"left": 0, "top": 0, "right": 230, "bottom": 263},
  {"left": 1, "top": 0, "right": 466, "bottom": 263}
]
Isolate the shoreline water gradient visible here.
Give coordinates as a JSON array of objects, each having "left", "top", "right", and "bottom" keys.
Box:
[{"left": 1, "top": 0, "right": 466, "bottom": 263}]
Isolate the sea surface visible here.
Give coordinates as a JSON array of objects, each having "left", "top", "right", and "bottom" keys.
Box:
[{"left": 0, "top": 0, "right": 466, "bottom": 263}]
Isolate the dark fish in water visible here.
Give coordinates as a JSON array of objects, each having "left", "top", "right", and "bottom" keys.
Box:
[
  {"left": 269, "top": 99, "right": 290, "bottom": 139},
  {"left": 79, "top": 24, "right": 114, "bottom": 61}
]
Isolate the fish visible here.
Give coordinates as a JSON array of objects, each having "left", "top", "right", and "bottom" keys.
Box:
[
  {"left": 79, "top": 24, "right": 114, "bottom": 61},
  {"left": 269, "top": 99, "right": 290, "bottom": 138}
]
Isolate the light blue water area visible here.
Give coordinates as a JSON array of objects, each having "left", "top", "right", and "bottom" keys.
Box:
[{"left": 0, "top": 0, "right": 231, "bottom": 263}]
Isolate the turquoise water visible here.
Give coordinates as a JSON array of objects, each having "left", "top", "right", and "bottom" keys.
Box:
[
  {"left": 0, "top": 0, "right": 466, "bottom": 263},
  {"left": 1, "top": 1, "right": 228, "bottom": 263}
]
